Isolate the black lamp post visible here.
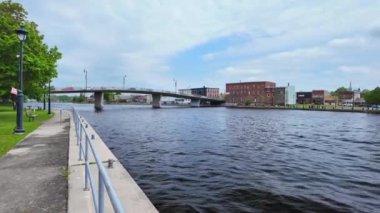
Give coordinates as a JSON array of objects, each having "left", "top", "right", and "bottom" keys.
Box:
[
  {"left": 43, "top": 84, "right": 46, "bottom": 110},
  {"left": 14, "top": 25, "right": 28, "bottom": 134},
  {"left": 48, "top": 80, "right": 51, "bottom": 114}
]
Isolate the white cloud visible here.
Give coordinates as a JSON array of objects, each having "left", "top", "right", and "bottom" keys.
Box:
[
  {"left": 267, "top": 47, "right": 328, "bottom": 60},
  {"left": 338, "top": 66, "right": 377, "bottom": 74},
  {"left": 219, "top": 66, "right": 265, "bottom": 77},
  {"left": 16, "top": 0, "right": 380, "bottom": 91}
]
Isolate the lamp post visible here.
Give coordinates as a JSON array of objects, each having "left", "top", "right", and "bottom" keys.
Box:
[
  {"left": 48, "top": 81, "right": 51, "bottom": 114},
  {"left": 83, "top": 69, "right": 88, "bottom": 90},
  {"left": 123, "top": 75, "right": 127, "bottom": 89},
  {"left": 14, "top": 25, "right": 28, "bottom": 134},
  {"left": 173, "top": 79, "right": 177, "bottom": 93},
  {"left": 43, "top": 84, "right": 46, "bottom": 110}
]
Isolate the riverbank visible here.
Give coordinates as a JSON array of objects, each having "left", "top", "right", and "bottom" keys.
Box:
[{"left": 227, "top": 105, "right": 380, "bottom": 114}]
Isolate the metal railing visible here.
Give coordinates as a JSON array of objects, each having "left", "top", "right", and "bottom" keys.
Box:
[{"left": 72, "top": 108, "right": 125, "bottom": 213}]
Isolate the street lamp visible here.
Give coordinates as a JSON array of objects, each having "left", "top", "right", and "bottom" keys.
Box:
[
  {"left": 14, "top": 25, "right": 28, "bottom": 134},
  {"left": 83, "top": 69, "right": 88, "bottom": 90},
  {"left": 43, "top": 84, "right": 46, "bottom": 110},
  {"left": 48, "top": 80, "right": 51, "bottom": 114},
  {"left": 123, "top": 75, "right": 127, "bottom": 89},
  {"left": 173, "top": 79, "right": 177, "bottom": 93}
]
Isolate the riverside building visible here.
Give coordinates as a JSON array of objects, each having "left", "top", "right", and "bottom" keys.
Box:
[
  {"left": 273, "top": 84, "right": 296, "bottom": 106},
  {"left": 225, "top": 81, "right": 276, "bottom": 105},
  {"left": 179, "top": 87, "right": 220, "bottom": 97},
  {"left": 312, "top": 90, "right": 332, "bottom": 105},
  {"left": 296, "top": 92, "right": 313, "bottom": 104}
]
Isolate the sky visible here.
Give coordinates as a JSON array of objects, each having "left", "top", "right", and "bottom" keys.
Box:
[{"left": 16, "top": 0, "right": 380, "bottom": 92}]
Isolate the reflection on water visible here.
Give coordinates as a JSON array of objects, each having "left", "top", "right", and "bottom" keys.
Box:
[{"left": 77, "top": 105, "right": 380, "bottom": 213}]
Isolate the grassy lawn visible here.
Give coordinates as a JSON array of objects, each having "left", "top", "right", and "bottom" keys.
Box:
[{"left": 0, "top": 103, "right": 54, "bottom": 157}]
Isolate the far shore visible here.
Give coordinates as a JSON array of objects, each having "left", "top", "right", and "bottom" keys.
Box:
[{"left": 227, "top": 105, "right": 380, "bottom": 114}]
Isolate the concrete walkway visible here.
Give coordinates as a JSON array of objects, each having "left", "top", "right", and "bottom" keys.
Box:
[{"left": 0, "top": 112, "right": 69, "bottom": 213}]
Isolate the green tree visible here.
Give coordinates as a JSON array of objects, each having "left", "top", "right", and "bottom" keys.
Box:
[
  {"left": 0, "top": 0, "right": 61, "bottom": 101},
  {"left": 361, "top": 89, "right": 370, "bottom": 98},
  {"left": 363, "top": 87, "right": 380, "bottom": 105},
  {"left": 104, "top": 92, "right": 116, "bottom": 102},
  {"left": 53, "top": 95, "right": 72, "bottom": 102},
  {"left": 72, "top": 95, "right": 85, "bottom": 103},
  {"left": 331, "top": 87, "right": 348, "bottom": 96}
]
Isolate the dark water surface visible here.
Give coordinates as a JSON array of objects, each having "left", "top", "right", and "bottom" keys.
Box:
[{"left": 78, "top": 105, "right": 380, "bottom": 213}]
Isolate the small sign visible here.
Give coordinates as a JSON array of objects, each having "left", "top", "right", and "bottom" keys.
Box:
[{"left": 10, "top": 87, "right": 17, "bottom": 95}]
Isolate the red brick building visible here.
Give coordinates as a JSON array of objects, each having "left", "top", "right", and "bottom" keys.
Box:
[{"left": 226, "top": 81, "right": 276, "bottom": 105}]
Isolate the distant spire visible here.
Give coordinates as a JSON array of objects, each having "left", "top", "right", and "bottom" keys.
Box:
[{"left": 349, "top": 81, "right": 352, "bottom": 91}]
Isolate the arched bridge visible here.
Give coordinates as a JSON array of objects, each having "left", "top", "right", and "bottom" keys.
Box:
[{"left": 51, "top": 87, "right": 225, "bottom": 110}]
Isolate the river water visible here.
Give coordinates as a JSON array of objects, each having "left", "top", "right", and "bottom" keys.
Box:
[{"left": 77, "top": 105, "right": 380, "bottom": 213}]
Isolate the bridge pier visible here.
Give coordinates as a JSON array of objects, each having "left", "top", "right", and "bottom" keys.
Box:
[
  {"left": 191, "top": 99, "right": 200, "bottom": 107},
  {"left": 152, "top": 94, "right": 161, "bottom": 108},
  {"left": 94, "top": 91, "right": 104, "bottom": 111}
]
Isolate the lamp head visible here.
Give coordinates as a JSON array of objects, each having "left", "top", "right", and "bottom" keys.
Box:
[{"left": 16, "top": 25, "right": 28, "bottom": 41}]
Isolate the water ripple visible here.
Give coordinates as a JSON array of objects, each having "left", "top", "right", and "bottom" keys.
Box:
[{"left": 80, "top": 106, "right": 380, "bottom": 213}]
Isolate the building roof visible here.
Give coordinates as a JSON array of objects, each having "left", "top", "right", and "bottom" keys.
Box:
[
  {"left": 191, "top": 87, "right": 219, "bottom": 90},
  {"left": 226, "top": 81, "right": 275, "bottom": 85}
]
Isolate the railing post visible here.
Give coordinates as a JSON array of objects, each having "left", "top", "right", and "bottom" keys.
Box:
[
  {"left": 75, "top": 113, "right": 79, "bottom": 138},
  {"left": 76, "top": 115, "right": 80, "bottom": 145},
  {"left": 98, "top": 173, "right": 105, "bottom": 213},
  {"left": 78, "top": 125, "right": 83, "bottom": 160},
  {"left": 84, "top": 136, "right": 89, "bottom": 191}
]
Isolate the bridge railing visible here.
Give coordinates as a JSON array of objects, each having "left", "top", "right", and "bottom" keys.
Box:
[
  {"left": 72, "top": 108, "right": 125, "bottom": 213},
  {"left": 53, "top": 87, "right": 224, "bottom": 101}
]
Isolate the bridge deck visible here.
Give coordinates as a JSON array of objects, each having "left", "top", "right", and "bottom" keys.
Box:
[{"left": 51, "top": 88, "right": 224, "bottom": 103}]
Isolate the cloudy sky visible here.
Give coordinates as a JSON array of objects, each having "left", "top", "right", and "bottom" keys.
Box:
[{"left": 17, "top": 0, "right": 380, "bottom": 92}]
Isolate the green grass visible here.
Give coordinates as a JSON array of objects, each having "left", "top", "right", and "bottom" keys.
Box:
[{"left": 0, "top": 103, "right": 54, "bottom": 157}]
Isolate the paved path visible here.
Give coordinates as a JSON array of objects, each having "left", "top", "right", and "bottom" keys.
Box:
[{"left": 0, "top": 112, "right": 69, "bottom": 213}]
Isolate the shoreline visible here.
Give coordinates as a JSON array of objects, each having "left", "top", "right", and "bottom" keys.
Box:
[{"left": 226, "top": 105, "right": 380, "bottom": 114}]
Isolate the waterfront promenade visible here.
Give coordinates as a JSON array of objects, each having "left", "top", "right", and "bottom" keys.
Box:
[
  {"left": 0, "top": 111, "right": 69, "bottom": 213},
  {"left": 0, "top": 110, "right": 157, "bottom": 213}
]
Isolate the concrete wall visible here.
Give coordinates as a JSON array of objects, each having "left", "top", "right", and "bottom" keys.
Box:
[
  {"left": 68, "top": 112, "right": 158, "bottom": 213},
  {"left": 191, "top": 99, "right": 200, "bottom": 107},
  {"left": 152, "top": 94, "right": 161, "bottom": 108},
  {"left": 94, "top": 92, "right": 104, "bottom": 111}
]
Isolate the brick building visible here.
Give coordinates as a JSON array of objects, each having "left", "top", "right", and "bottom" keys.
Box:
[{"left": 225, "top": 81, "right": 276, "bottom": 105}]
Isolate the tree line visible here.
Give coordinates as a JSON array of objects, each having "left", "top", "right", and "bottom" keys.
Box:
[
  {"left": 361, "top": 88, "right": 380, "bottom": 105},
  {"left": 332, "top": 86, "right": 380, "bottom": 105},
  {"left": 0, "top": 0, "right": 61, "bottom": 101}
]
